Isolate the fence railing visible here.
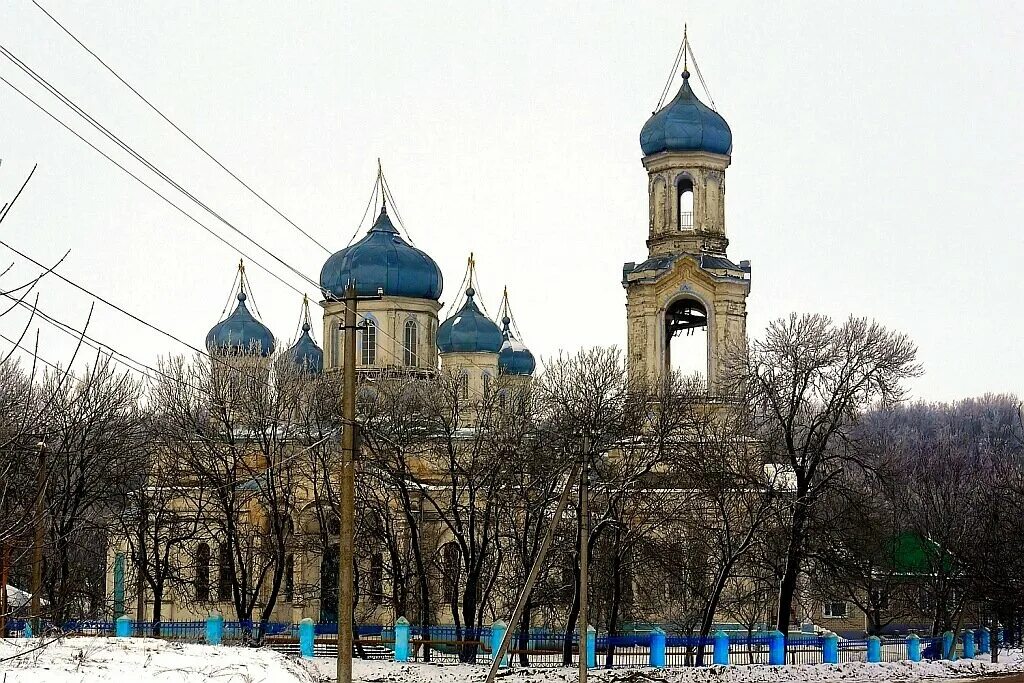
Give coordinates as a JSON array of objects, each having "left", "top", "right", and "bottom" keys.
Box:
[{"left": 3, "top": 617, "right": 1000, "bottom": 669}]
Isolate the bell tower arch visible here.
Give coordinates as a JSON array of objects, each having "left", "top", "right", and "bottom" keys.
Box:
[{"left": 624, "top": 68, "right": 750, "bottom": 394}]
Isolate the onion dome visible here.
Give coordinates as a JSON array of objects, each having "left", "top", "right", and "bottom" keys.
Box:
[
  {"left": 320, "top": 204, "right": 443, "bottom": 300},
  {"left": 437, "top": 287, "right": 502, "bottom": 354},
  {"left": 498, "top": 316, "right": 536, "bottom": 376},
  {"left": 287, "top": 322, "right": 323, "bottom": 374},
  {"left": 206, "top": 291, "right": 276, "bottom": 356},
  {"left": 640, "top": 70, "right": 732, "bottom": 157}
]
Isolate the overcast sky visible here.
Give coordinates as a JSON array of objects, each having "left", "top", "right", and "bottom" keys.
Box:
[{"left": 0, "top": 1, "right": 1020, "bottom": 401}]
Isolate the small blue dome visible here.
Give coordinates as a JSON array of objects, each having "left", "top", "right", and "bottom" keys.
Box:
[
  {"left": 498, "top": 316, "right": 535, "bottom": 376},
  {"left": 640, "top": 71, "right": 732, "bottom": 157},
  {"left": 206, "top": 292, "right": 276, "bottom": 356},
  {"left": 286, "top": 322, "right": 323, "bottom": 374},
  {"left": 320, "top": 206, "right": 443, "bottom": 300},
  {"left": 437, "top": 288, "right": 503, "bottom": 354}
]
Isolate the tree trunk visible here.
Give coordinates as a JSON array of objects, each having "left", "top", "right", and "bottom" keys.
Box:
[
  {"left": 697, "top": 561, "right": 734, "bottom": 665},
  {"left": 562, "top": 559, "right": 581, "bottom": 666},
  {"left": 518, "top": 597, "right": 533, "bottom": 666},
  {"left": 776, "top": 493, "right": 811, "bottom": 640}
]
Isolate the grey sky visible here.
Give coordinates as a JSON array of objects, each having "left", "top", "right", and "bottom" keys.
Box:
[{"left": 0, "top": 1, "right": 1020, "bottom": 401}]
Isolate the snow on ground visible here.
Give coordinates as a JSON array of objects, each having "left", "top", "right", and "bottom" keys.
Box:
[
  {"left": 3, "top": 638, "right": 1022, "bottom": 683},
  {"left": 304, "top": 650, "right": 1024, "bottom": 682},
  {"left": 0, "top": 637, "right": 319, "bottom": 683}
]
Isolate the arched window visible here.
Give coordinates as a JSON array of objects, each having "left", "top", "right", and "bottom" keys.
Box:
[
  {"left": 284, "top": 554, "right": 294, "bottom": 603},
  {"left": 403, "top": 320, "right": 418, "bottom": 367},
  {"left": 677, "top": 176, "right": 694, "bottom": 230},
  {"left": 195, "top": 543, "right": 210, "bottom": 602},
  {"left": 458, "top": 372, "right": 469, "bottom": 400},
  {"left": 217, "top": 543, "right": 232, "bottom": 601},
  {"left": 482, "top": 372, "right": 491, "bottom": 400},
  {"left": 440, "top": 542, "right": 461, "bottom": 606},
  {"left": 360, "top": 316, "right": 377, "bottom": 366},
  {"left": 665, "top": 297, "right": 708, "bottom": 381},
  {"left": 369, "top": 553, "right": 384, "bottom": 607},
  {"left": 498, "top": 390, "right": 507, "bottom": 409},
  {"left": 331, "top": 320, "right": 340, "bottom": 368}
]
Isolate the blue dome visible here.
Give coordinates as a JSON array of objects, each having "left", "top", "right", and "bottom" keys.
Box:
[
  {"left": 286, "top": 323, "right": 323, "bottom": 374},
  {"left": 498, "top": 316, "right": 535, "bottom": 376},
  {"left": 206, "top": 292, "right": 276, "bottom": 356},
  {"left": 640, "top": 71, "right": 732, "bottom": 157},
  {"left": 320, "top": 206, "right": 443, "bottom": 300},
  {"left": 437, "top": 288, "right": 503, "bottom": 354}
]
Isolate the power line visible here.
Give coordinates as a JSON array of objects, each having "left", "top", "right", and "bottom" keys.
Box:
[
  {"left": 0, "top": 73, "right": 307, "bottom": 299},
  {"left": 31, "top": 0, "right": 333, "bottom": 255},
  {"left": 0, "top": 45, "right": 320, "bottom": 294}
]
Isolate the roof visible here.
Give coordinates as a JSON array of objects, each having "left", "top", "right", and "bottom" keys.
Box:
[{"left": 640, "top": 71, "right": 732, "bottom": 157}]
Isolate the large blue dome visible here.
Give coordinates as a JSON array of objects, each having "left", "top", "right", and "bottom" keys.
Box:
[
  {"left": 206, "top": 292, "right": 276, "bottom": 356},
  {"left": 286, "top": 322, "right": 323, "bottom": 374},
  {"left": 320, "top": 206, "right": 443, "bottom": 300},
  {"left": 437, "top": 288, "right": 503, "bottom": 354},
  {"left": 640, "top": 71, "right": 732, "bottom": 157},
  {"left": 498, "top": 316, "right": 535, "bottom": 376}
]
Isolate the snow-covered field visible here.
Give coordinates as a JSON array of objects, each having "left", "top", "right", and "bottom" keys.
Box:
[{"left": 2, "top": 638, "right": 1022, "bottom": 683}]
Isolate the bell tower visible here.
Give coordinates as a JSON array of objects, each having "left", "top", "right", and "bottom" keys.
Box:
[{"left": 623, "top": 64, "right": 751, "bottom": 395}]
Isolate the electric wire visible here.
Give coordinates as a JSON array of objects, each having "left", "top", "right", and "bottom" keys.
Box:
[{"left": 31, "top": 0, "right": 333, "bottom": 255}]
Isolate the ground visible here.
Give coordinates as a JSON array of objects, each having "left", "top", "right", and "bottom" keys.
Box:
[{"left": 2, "top": 638, "right": 1022, "bottom": 683}]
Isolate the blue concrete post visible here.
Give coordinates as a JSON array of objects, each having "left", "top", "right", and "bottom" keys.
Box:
[
  {"left": 823, "top": 631, "right": 839, "bottom": 664},
  {"left": 867, "top": 635, "right": 881, "bottom": 663},
  {"left": 23, "top": 621, "right": 33, "bottom": 638},
  {"left": 299, "top": 618, "right": 315, "bottom": 659},
  {"left": 942, "top": 630, "right": 954, "bottom": 660},
  {"left": 586, "top": 625, "right": 596, "bottom": 669},
  {"left": 979, "top": 627, "right": 990, "bottom": 654},
  {"left": 963, "top": 630, "right": 975, "bottom": 659},
  {"left": 769, "top": 630, "right": 785, "bottom": 665},
  {"left": 205, "top": 612, "right": 224, "bottom": 645},
  {"left": 115, "top": 615, "right": 131, "bottom": 638},
  {"left": 649, "top": 628, "right": 666, "bottom": 668},
  {"left": 394, "top": 616, "right": 410, "bottom": 662},
  {"left": 907, "top": 633, "right": 921, "bottom": 662},
  {"left": 713, "top": 629, "right": 730, "bottom": 666},
  {"left": 490, "top": 620, "right": 508, "bottom": 667}
]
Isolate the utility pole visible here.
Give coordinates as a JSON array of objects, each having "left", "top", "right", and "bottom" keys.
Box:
[
  {"left": 578, "top": 437, "right": 590, "bottom": 683},
  {"left": 337, "top": 281, "right": 358, "bottom": 683},
  {"left": 31, "top": 439, "right": 46, "bottom": 635},
  {"left": 136, "top": 490, "right": 147, "bottom": 634}
]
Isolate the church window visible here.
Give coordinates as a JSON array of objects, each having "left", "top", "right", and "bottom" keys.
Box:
[
  {"left": 403, "top": 320, "right": 418, "bottom": 367},
  {"left": 459, "top": 372, "right": 469, "bottom": 400},
  {"left": 331, "top": 321, "right": 340, "bottom": 368},
  {"left": 482, "top": 372, "right": 491, "bottom": 400},
  {"left": 369, "top": 553, "right": 384, "bottom": 607},
  {"left": 677, "top": 176, "right": 694, "bottom": 230},
  {"left": 440, "top": 542, "right": 460, "bottom": 605},
  {"left": 360, "top": 316, "right": 377, "bottom": 366},
  {"left": 195, "top": 542, "right": 210, "bottom": 602},
  {"left": 217, "top": 543, "right": 232, "bottom": 601},
  {"left": 665, "top": 297, "right": 709, "bottom": 381},
  {"left": 284, "top": 554, "right": 294, "bottom": 603}
]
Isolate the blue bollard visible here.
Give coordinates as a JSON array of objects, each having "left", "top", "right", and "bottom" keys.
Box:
[
  {"left": 23, "top": 621, "right": 33, "bottom": 638},
  {"left": 713, "top": 629, "right": 730, "bottom": 666},
  {"left": 979, "top": 627, "right": 990, "bottom": 654},
  {"left": 490, "top": 620, "right": 508, "bottom": 667},
  {"left": 823, "top": 632, "right": 839, "bottom": 664},
  {"left": 586, "top": 625, "right": 596, "bottom": 669},
  {"left": 942, "top": 631, "right": 954, "bottom": 660},
  {"left": 907, "top": 633, "right": 921, "bottom": 662},
  {"left": 867, "top": 636, "right": 881, "bottom": 663},
  {"left": 299, "top": 618, "right": 315, "bottom": 659},
  {"left": 769, "top": 630, "right": 785, "bottom": 665},
  {"left": 650, "top": 628, "right": 666, "bottom": 668},
  {"left": 394, "top": 616, "right": 410, "bottom": 663},
  {"left": 206, "top": 612, "right": 224, "bottom": 645},
  {"left": 964, "top": 630, "right": 975, "bottom": 659},
  {"left": 115, "top": 615, "right": 132, "bottom": 638}
]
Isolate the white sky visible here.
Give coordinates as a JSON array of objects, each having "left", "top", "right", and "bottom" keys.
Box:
[{"left": 0, "top": 2, "right": 1020, "bottom": 402}]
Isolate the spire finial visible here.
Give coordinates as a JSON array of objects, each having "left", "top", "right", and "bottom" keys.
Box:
[
  {"left": 237, "top": 259, "right": 247, "bottom": 297},
  {"left": 682, "top": 24, "right": 690, "bottom": 80}
]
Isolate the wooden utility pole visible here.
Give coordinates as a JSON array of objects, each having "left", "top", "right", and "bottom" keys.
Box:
[
  {"left": 578, "top": 442, "right": 589, "bottom": 683},
  {"left": 337, "top": 281, "right": 358, "bottom": 683},
  {"left": 31, "top": 440, "right": 46, "bottom": 635},
  {"left": 136, "top": 492, "right": 147, "bottom": 633}
]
